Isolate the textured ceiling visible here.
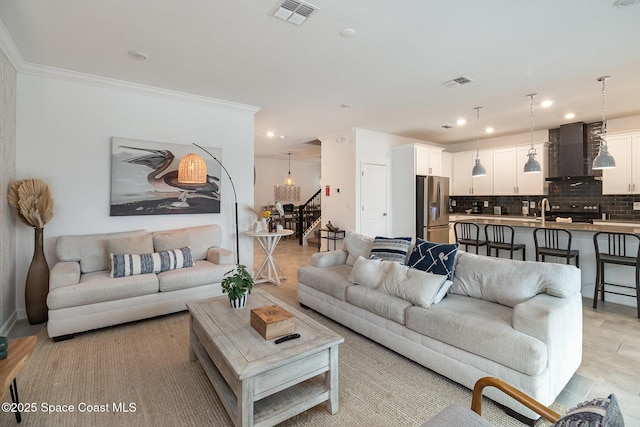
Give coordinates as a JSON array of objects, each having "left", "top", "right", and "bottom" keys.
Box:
[{"left": 1, "top": 0, "right": 639, "bottom": 160}]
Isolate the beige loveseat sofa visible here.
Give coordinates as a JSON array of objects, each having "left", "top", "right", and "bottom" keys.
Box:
[
  {"left": 297, "top": 232, "right": 583, "bottom": 421},
  {"left": 48, "top": 224, "right": 234, "bottom": 340}
]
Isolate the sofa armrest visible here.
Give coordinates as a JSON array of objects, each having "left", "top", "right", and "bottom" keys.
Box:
[
  {"left": 50, "top": 261, "right": 81, "bottom": 290},
  {"left": 513, "top": 293, "right": 582, "bottom": 345},
  {"left": 513, "top": 293, "right": 583, "bottom": 392},
  {"left": 310, "top": 250, "right": 348, "bottom": 268},
  {"left": 206, "top": 247, "right": 234, "bottom": 265}
]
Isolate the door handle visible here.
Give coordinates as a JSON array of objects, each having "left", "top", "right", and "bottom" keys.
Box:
[{"left": 382, "top": 212, "right": 387, "bottom": 216}]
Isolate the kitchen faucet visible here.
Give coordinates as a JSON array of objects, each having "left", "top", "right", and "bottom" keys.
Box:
[{"left": 540, "top": 198, "right": 550, "bottom": 226}]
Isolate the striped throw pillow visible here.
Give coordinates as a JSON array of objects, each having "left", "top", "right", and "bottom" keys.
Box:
[
  {"left": 109, "top": 246, "right": 194, "bottom": 278},
  {"left": 369, "top": 236, "right": 412, "bottom": 263}
]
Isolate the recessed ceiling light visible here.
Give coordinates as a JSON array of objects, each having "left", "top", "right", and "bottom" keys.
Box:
[
  {"left": 340, "top": 28, "right": 356, "bottom": 37},
  {"left": 485, "top": 127, "right": 494, "bottom": 134},
  {"left": 564, "top": 113, "right": 576, "bottom": 119},
  {"left": 456, "top": 119, "right": 467, "bottom": 126},
  {"left": 128, "top": 50, "right": 148, "bottom": 61},
  {"left": 267, "top": 131, "right": 275, "bottom": 137},
  {"left": 540, "top": 100, "right": 554, "bottom": 108},
  {"left": 280, "top": 135, "right": 285, "bottom": 139}
]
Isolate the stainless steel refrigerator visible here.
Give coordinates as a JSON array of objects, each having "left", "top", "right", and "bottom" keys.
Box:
[{"left": 416, "top": 175, "right": 450, "bottom": 243}]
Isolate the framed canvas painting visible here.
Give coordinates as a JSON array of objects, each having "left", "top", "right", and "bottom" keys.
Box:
[{"left": 110, "top": 138, "right": 222, "bottom": 216}]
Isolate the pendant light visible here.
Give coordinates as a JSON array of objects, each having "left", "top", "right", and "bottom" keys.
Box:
[
  {"left": 472, "top": 106, "right": 487, "bottom": 177},
  {"left": 592, "top": 76, "right": 616, "bottom": 170},
  {"left": 523, "top": 93, "right": 542, "bottom": 174},
  {"left": 285, "top": 151, "right": 295, "bottom": 186}
]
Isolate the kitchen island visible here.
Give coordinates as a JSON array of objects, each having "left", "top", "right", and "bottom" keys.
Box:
[{"left": 450, "top": 214, "right": 640, "bottom": 310}]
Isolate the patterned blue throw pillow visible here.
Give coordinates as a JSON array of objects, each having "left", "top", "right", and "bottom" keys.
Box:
[
  {"left": 110, "top": 246, "right": 194, "bottom": 278},
  {"left": 553, "top": 394, "right": 624, "bottom": 427},
  {"left": 369, "top": 236, "right": 412, "bottom": 263},
  {"left": 407, "top": 239, "right": 459, "bottom": 280}
]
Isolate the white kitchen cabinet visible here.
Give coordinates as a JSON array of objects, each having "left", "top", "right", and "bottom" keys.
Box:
[
  {"left": 602, "top": 132, "right": 640, "bottom": 194},
  {"left": 451, "top": 151, "right": 493, "bottom": 195},
  {"left": 492, "top": 144, "right": 547, "bottom": 195},
  {"left": 415, "top": 145, "right": 443, "bottom": 176}
]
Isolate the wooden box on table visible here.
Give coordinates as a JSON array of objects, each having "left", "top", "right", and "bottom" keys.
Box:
[{"left": 250, "top": 304, "right": 295, "bottom": 339}]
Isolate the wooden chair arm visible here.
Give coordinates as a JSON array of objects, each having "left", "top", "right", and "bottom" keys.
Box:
[{"left": 471, "top": 377, "right": 561, "bottom": 423}]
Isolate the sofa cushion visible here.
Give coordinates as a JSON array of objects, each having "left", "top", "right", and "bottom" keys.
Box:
[
  {"left": 158, "top": 260, "right": 231, "bottom": 292},
  {"left": 346, "top": 285, "right": 412, "bottom": 325},
  {"left": 405, "top": 294, "right": 548, "bottom": 376},
  {"left": 407, "top": 239, "right": 459, "bottom": 280},
  {"left": 106, "top": 234, "right": 154, "bottom": 257},
  {"left": 152, "top": 225, "right": 222, "bottom": 261},
  {"left": 109, "top": 247, "right": 194, "bottom": 278},
  {"left": 47, "top": 270, "right": 159, "bottom": 310},
  {"left": 347, "top": 256, "right": 387, "bottom": 288},
  {"left": 370, "top": 236, "right": 412, "bottom": 263},
  {"left": 298, "top": 264, "right": 354, "bottom": 301},
  {"left": 343, "top": 232, "right": 374, "bottom": 266},
  {"left": 554, "top": 394, "right": 624, "bottom": 427},
  {"left": 450, "top": 251, "right": 581, "bottom": 307},
  {"left": 378, "top": 262, "right": 448, "bottom": 308},
  {"left": 55, "top": 230, "right": 149, "bottom": 273}
]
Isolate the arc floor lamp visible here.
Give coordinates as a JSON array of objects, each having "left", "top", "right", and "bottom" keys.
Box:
[{"left": 178, "top": 143, "right": 240, "bottom": 265}]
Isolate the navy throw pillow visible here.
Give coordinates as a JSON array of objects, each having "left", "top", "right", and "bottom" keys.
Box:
[{"left": 407, "top": 239, "right": 459, "bottom": 280}]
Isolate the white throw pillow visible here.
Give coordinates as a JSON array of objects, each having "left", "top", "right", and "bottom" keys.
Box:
[
  {"left": 379, "top": 263, "right": 448, "bottom": 308},
  {"left": 344, "top": 232, "right": 374, "bottom": 266},
  {"left": 347, "top": 256, "right": 387, "bottom": 288},
  {"left": 432, "top": 280, "right": 452, "bottom": 305}
]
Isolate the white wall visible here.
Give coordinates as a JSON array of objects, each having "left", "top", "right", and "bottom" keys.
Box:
[
  {"left": 15, "top": 71, "right": 258, "bottom": 319},
  {"left": 320, "top": 130, "right": 357, "bottom": 232},
  {"left": 320, "top": 128, "right": 442, "bottom": 235},
  {"left": 254, "top": 158, "right": 321, "bottom": 211},
  {"left": 0, "top": 45, "right": 17, "bottom": 333}
]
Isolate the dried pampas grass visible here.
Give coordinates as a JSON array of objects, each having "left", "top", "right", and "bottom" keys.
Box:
[{"left": 7, "top": 178, "right": 54, "bottom": 228}]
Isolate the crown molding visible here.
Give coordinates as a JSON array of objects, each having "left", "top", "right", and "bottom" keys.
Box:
[
  {"left": 19, "top": 63, "right": 261, "bottom": 113},
  {"left": 0, "top": 18, "right": 259, "bottom": 114},
  {"left": 0, "top": 18, "right": 25, "bottom": 69}
]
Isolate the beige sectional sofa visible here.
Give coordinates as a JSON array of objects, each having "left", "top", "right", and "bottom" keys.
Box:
[
  {"left": 47, "top": 224, "right": 234, "bottom": 340},
  {"left": 297, "top": 232, "right": 583, "bottom": 421}
]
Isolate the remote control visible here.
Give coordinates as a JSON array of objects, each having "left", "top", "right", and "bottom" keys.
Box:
[{"left": 274, "top": 333, "right": 300, "bottom": 344}]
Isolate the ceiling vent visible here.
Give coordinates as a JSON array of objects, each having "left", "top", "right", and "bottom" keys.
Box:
[
  {"left": 442, "top": 76, "right": 473, "bottom": 88},
  {"left": 272, "top": 0, "right": 318, "bottom": 26}
]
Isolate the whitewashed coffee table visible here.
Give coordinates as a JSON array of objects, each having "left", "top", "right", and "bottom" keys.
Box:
[{"left": 188, "top": 289, "right": 344, "bottom": 427}]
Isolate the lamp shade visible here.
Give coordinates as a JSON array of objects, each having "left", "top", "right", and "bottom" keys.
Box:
[
  {"left": 178, "top": 153, "right": 207, "bottom": 184},
  {"left": 472, "top": 157, "right": 487, "bottom": 177},
  {"left": 523, "top": 149, "right": 542, "bottom": 174},
  {"left": 592, "top": 145, "right": 616, "bottom": 170}
]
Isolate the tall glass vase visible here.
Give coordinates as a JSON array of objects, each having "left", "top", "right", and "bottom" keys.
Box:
[{"left": 25, "top": 227, "right": 49, "bottom": 325}]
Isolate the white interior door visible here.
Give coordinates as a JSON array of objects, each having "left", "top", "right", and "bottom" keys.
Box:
[{"left": 361, "top": 163, "right": 387, "bottom": 237}]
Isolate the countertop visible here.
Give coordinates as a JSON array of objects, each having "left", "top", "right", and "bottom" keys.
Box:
[{"left": 449, "top": 213, "right": 640, "bottom": 234}]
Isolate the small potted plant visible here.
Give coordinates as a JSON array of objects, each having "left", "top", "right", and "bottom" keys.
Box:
[{"left": 221, "top": 264, "right": 254, "bottom": 308}]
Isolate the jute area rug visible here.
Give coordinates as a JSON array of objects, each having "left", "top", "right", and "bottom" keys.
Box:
[{"left": 2, "top": 288, "right": 562, "bottom": 427}]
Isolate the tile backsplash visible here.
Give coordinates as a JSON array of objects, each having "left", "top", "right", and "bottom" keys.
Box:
[{"left": 450, "top": 122, "right": 640, "bottom": 221}]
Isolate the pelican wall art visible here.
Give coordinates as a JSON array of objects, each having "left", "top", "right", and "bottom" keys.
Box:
[{"left": 110, "top": 138, "right": 222, "bottom": 216}]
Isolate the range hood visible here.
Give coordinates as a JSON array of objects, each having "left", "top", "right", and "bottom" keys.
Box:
[{"left": 546, "top": 122, "right": 600, "bottom": 181}]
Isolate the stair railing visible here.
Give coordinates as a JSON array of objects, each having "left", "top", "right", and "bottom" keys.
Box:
[{"left": 298, "top": 189, "right": 321, "bottom": 245}]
